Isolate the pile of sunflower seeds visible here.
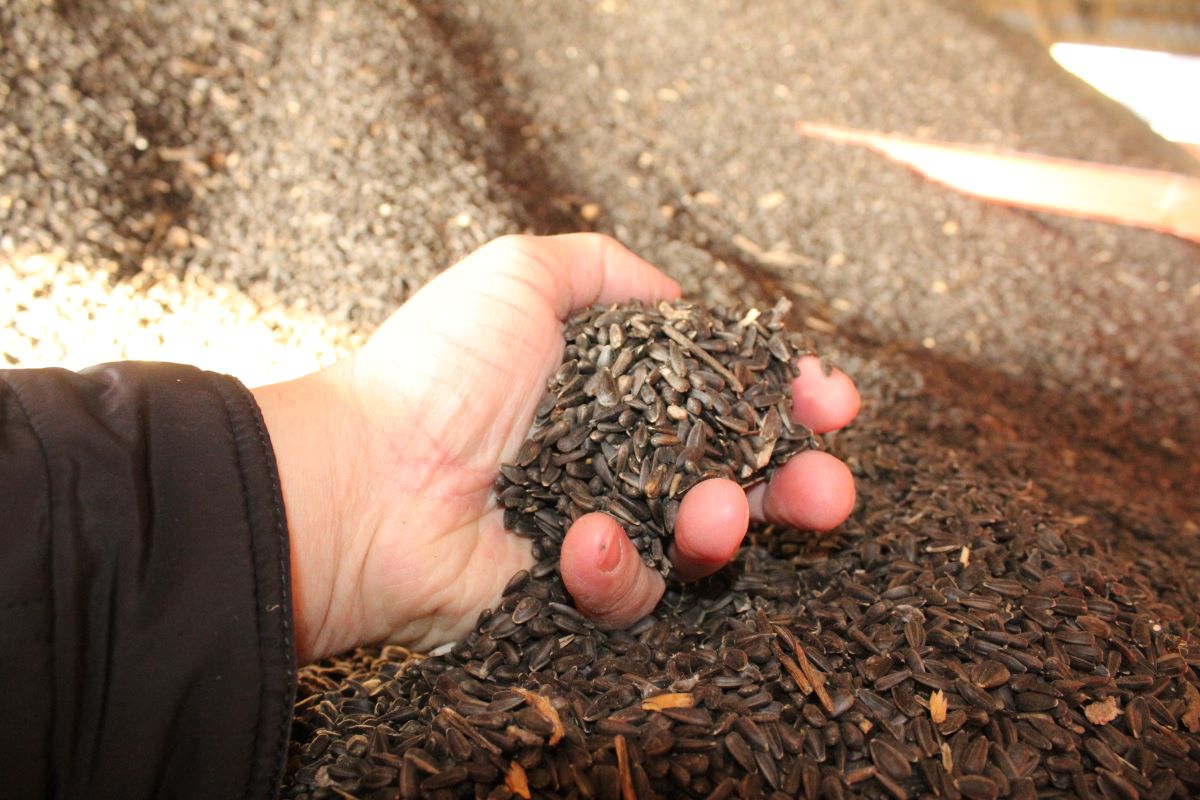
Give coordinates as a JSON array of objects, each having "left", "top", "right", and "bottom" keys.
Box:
[
  {"left": 284, "top": 302, "right": 1200, "bottom": 800},
  {"left": 495, "top": 299, "right": 818, "bottom": 575}
]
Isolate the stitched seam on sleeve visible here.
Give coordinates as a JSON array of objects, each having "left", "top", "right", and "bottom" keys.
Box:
[
  {"left": 206, "top": 375, "right": 267, "bottom": 799},
  {"left": 229, "top": 376, "right": 297, "bottom": 792}
]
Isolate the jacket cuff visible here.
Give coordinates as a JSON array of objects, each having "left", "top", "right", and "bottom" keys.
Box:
[{"left": 1, "top": 363, "right": 295, "bottom": 799}]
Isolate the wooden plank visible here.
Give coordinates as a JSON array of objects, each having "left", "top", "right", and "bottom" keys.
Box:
[{"left": 796, "top": 121, "right": 1200, "bottom": 243}]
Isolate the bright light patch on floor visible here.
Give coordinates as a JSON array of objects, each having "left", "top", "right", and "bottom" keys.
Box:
[
  {"left": 1, "top": 253, "right": 360, "bottom": 387},
  {"left": 1050, "top": 43, "right": 1200, "bottom": 146}
]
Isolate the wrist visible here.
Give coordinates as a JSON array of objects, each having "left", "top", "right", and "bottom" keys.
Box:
[{"left": 252, "top": 364, "right": 361, "bottom": 663}]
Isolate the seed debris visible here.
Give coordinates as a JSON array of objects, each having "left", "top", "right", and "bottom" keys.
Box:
[{"left": 285, "top": 300, "right": 1200, "bottom": 800}]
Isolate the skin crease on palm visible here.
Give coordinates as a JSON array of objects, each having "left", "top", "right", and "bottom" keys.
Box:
[{"left": 251, "top": 234, "right": 861, "bottom": 665}]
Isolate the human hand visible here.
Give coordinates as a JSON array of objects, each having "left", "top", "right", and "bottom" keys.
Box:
[{"left": 253, "top": 234, "right": 859, "bottom": 664}]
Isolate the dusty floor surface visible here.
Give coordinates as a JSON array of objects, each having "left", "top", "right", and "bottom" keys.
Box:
[{"left": 3, "top": 0, "right": 1198, "bottom": 795}]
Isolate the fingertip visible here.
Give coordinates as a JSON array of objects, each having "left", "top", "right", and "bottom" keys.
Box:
[
  {"left": 672, "top": 478, "right": 749, "bottom": 581},
  {"left": 792, "top": 355, "right": 861, "bottom": 434},
  {"left": 546, "top": 233, "right": 681, "bottom": 312},
  {"left": 560, "top": 512, "right": 664, "bottom": 627},
  {"left": 762, "top": 450, "right": 856, "bottom": 532},
  {"left": 593, "top": 235, "right": 682, "bottom": 307}
]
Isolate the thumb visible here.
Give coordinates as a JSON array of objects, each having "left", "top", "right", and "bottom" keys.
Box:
[{"left": 559, "top": 513, "right": 664, "bottom": 627}]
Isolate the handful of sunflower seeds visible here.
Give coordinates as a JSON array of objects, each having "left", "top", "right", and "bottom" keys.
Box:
[{"left": 496, "top": 298, "right": 819, "bottom": 575}]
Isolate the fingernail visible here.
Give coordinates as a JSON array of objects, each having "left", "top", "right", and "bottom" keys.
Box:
[{"left": 597, "top": 526, "right": 622, "bottom": 573}]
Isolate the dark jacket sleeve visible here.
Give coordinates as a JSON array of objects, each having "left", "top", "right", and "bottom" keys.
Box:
[{"left": 0, "top": 363, "right": 296, "bottom": 799}]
